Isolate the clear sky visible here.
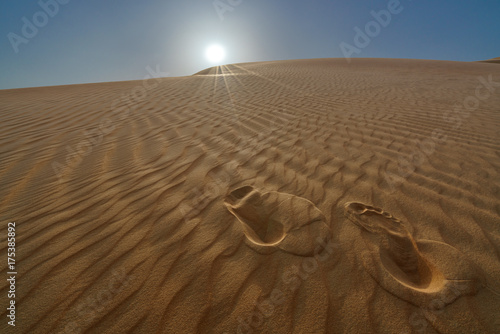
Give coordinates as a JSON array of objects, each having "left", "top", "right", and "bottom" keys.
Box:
[{"left": 1, "top": 0, "right": 499, "bottom": 89}]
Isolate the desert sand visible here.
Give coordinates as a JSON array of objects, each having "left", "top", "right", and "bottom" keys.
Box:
[
  {"left": 480, "top": 57, "right": 500, "bottom": 64},
  {"left": 1, "top": 58, "right": 499, "bottom": 333}
]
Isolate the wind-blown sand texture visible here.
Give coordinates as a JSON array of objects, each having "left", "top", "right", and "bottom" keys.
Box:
[{"left": 1, "top": 58, "right": 500, "bottom": 333}]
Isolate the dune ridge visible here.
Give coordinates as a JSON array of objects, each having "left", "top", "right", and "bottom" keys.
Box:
[
  {"left": 1, "top": 58, "right": 499, "bottom": 333},
  {"left": 479, "top": 57, "right": 500, "bottom": 64}
]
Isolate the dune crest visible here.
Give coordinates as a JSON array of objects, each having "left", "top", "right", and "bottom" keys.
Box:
[
  {"left": 224, "top": 186, "right": 331, "bottom": 256},
  {"left": 478, "top": 57, "right": 500, "bottom": 64}
]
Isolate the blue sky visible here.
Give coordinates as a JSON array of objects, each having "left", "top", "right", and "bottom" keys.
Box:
[{"left": 1, "top": 0, "right": 499, "bottom": 89}]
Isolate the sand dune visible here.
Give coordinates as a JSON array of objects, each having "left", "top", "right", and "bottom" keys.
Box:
[
  {"left": 1, "top": 58, "right": 500, "bottom": 333},
  {"left": 479, "top": 57, "right": 500, "bottom": 64}
]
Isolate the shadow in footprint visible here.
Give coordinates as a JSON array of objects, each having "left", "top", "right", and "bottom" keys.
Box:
[
  {"left": 224, "top": 186, "right": 331, "bottom": 256},
  {"left": 344, "top": 202, "right": 481, "bottom": 308}
]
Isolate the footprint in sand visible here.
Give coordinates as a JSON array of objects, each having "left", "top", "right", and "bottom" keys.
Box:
[
  {"left": 224, "top": 186, "right": 331, "bottom": 256},
  {"left": 344, "top": 202, "right": 482, "bottom": 309}
]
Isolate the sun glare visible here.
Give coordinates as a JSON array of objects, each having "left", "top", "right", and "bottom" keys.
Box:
[{"left": 205, "top": 44, "right": 226, "bottom": 64}]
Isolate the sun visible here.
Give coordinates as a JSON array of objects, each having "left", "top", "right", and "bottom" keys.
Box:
[{"left": 205, "top": 44, "right": 226, "bottom": 63}]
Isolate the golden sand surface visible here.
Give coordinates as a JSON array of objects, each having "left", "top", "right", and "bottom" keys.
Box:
[{"left": 1, "top": 58, "right": 499, "bottom": 333}]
